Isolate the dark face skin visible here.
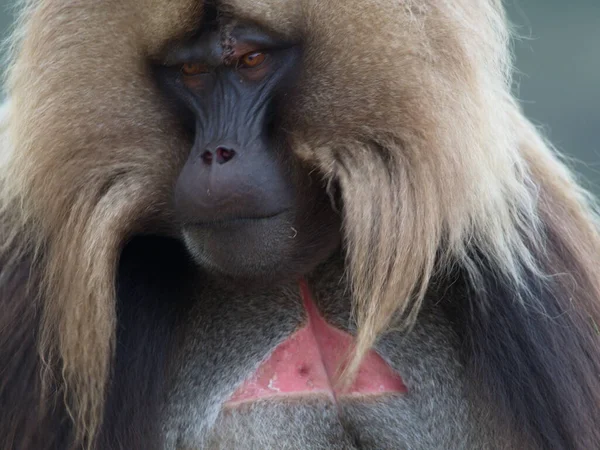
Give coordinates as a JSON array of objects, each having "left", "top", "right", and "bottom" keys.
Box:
[{"left": 156, "top": 24, "right": 341, "bottom": 283}]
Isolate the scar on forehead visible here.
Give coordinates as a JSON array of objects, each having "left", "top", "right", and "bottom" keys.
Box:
[{"left": 219, "top": 19, "right": 238, "bottom": 64}]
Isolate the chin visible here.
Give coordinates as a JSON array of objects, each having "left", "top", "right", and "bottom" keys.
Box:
[
  {"left": 182, "top": 217, "right": 299, "bottom": 282},
  {"left": 181, "top": 214, "right": 341, "bottom": 284}
]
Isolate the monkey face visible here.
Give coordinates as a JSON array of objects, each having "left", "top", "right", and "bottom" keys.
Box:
[{"left": 154, "top": 23, "right": 341, "bottom": 283}]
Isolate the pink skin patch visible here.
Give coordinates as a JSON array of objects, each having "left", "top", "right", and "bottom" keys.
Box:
[{"left": 226, "top": 280, "right": 407, "bottom": 405}]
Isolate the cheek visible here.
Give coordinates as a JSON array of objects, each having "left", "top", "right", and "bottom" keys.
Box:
[
  {"left": 279, "top": 172, "right": 343, "bottom": 269},
  {"left": 294, "top": 168, "right": 342, "bottom": 226},
  {"left": 182, "top": 74, "right": 212, "bottom": 90},
  {"left": 296, "top": 187, "right": 343, "bottom": 251},
  {"left": 238, "top": 66, "right": 271, "bottom": 82}
]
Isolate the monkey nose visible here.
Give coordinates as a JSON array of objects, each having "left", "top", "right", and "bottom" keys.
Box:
[{"left": 201, "top": 146, "right": 236, "bottom": 165}]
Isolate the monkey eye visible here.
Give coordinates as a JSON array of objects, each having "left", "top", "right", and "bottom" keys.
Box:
[
  {"left": 180, "top": 62, "right": 210, "bottom": 76},
  {"left": 238, "top": 51, "right": 267, "bottom": 69}
]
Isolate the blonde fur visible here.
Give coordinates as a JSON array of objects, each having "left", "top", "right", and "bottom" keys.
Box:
[{"left": 1, "top": 0, "right": 599, "bottom": 446}]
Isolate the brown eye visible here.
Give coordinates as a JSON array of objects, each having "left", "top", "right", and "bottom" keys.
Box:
[
  {"left": 181, "top": 62, "right": 209, "bottom": 76},
  {"left": 239, "top": 52, "right": 266, "bottom": 69}
]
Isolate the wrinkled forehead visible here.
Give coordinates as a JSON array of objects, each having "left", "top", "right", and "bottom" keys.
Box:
[
  {"left": 144, "top": 0, "right": 302, "bottom": 59},
  {"left": 219, "top": 0, "right": 302, "bottom": 36}
]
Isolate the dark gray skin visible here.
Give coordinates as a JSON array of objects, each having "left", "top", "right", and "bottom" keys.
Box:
[{"left": 148, "top": 22, "right": 515, "bottom": 450}]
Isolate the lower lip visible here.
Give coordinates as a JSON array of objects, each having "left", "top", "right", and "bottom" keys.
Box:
[{"left": 188, "top": 211, "right": 290, "bottom": 229}]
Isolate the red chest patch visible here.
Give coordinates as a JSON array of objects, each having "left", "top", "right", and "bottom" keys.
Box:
[{"left": 226, "top": 280, "right": 407, "bottom": 405}]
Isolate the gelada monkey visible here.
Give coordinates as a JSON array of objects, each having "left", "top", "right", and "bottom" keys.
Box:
[{"left": 1, "top": 1, "right": 599, "bottom": 449}]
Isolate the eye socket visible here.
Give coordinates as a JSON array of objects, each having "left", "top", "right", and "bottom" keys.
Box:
[
  {"left": 238, "top": 51, "right": 267, "bottom": 69},
  {"left": 180, "top": 62, "right": 210, "bottom": 76}
]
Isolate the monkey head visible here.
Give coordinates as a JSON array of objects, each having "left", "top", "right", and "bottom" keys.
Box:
[{"left": 155, "top": 22, "right": 341, "bottom": 283}]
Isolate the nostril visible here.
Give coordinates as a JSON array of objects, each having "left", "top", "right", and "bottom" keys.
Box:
[
  {"left": 201, "top": 151, "right": 213, "bottom": 165},
  {"left": 216, "top": 146, "right": 236, "bottom": 164}
]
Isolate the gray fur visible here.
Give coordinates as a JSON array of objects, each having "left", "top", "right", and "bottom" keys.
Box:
[{"left": 163, "top": 255, "right": 515, "bottom": 449}]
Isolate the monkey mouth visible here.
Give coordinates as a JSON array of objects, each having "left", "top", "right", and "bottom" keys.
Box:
[
  {"left": 183, "top": 208, "right": 291, "bottom": 229},
  {"left": 224, "top": 280, "right": 407, "bottom": 406}
]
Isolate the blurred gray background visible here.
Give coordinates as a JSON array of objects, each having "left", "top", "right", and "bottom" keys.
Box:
[{"left": 0, "top": 0, "right": 599, "bottom": 192}]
